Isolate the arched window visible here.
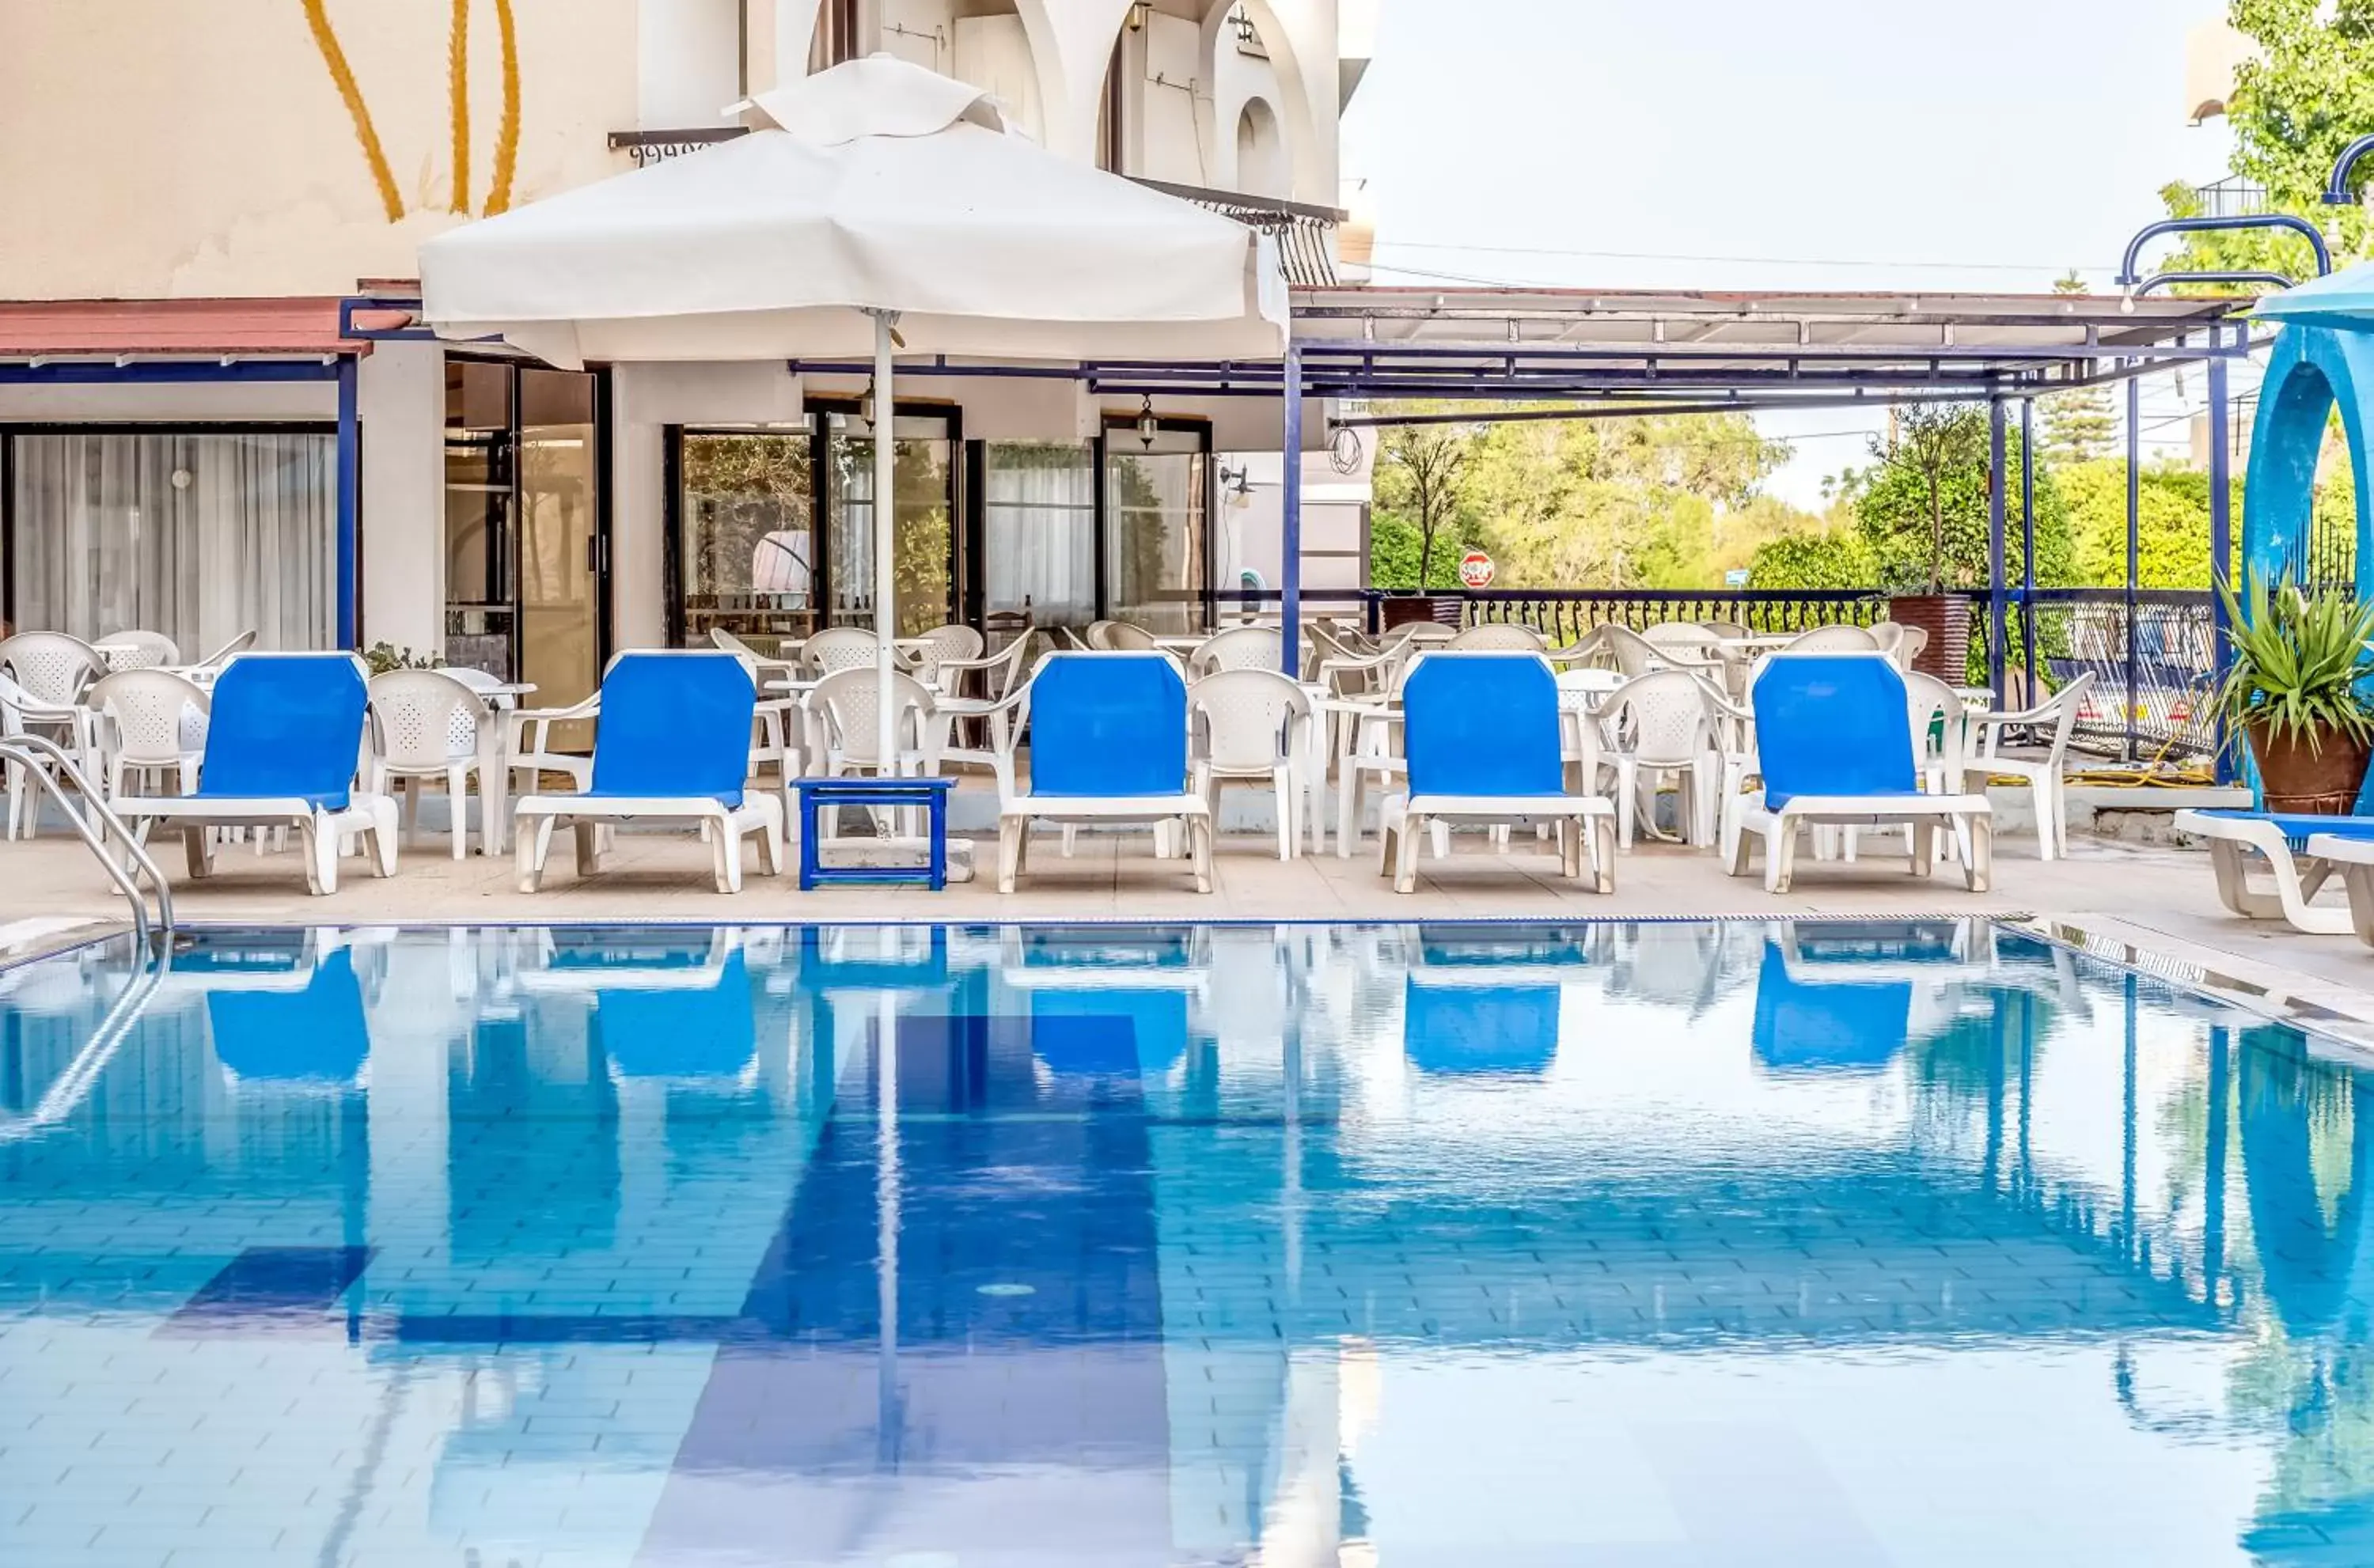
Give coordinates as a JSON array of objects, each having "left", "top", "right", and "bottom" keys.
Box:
[{"left": 1234, "top": 97, "right": 1285, "bottom": 198}]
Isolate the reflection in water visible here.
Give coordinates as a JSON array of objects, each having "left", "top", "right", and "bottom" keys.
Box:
[{"left": 0, "top": 920, "right": 2367, "bottom": 1564}]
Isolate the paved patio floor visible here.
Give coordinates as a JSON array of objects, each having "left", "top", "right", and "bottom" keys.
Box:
[{"left": 5, "top": 813, "right": 2370, "bottom": 1048}]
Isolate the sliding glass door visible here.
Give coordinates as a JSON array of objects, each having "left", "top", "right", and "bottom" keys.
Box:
[{"left": 443, "top": 359, "right": 607, "bottom": 719}]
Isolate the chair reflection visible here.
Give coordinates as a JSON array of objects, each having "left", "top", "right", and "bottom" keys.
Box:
[
  {"left": 1400, "top": 928, "right": 1591, "bottom": 1078},
  {"left": 514, "top": 929, "right": 758, "bottom": 1084}
]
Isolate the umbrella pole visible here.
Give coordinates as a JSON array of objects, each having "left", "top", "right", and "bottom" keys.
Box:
[{"left": 871, "top": 309, "right": 899, "bottom": 778}]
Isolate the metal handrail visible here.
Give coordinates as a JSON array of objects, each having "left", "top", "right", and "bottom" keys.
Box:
[{"left": 0, "top": 735, "right": 175, "bottom": 953}]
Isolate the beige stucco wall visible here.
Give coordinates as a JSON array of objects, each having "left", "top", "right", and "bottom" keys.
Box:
[{"left": 0, "top": 0, "right": 639, "bottom": 300}]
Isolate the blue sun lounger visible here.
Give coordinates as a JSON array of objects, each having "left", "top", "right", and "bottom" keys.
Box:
[
  {"left": 1726, "top": 653, "right": 1993, "bottom": 895},
  {"left": 111, "top": 653, "right": 397, "bottom": 896},
  {"left": 512, "top": 652, "right": 784, "bottom": 894}
]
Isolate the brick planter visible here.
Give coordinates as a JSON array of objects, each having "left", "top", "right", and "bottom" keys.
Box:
[{"left": 1887, "top": 594, "right": 1970, "bottom": 684}]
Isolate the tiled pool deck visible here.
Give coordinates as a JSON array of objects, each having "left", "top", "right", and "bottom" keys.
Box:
[{"left": 5, "top": 824, "right": 2372, "bottom": 1051}]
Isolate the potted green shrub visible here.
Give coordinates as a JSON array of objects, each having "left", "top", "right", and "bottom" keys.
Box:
[{"left": 2214, "top": 572, "right": 2374, "bottom": 815}]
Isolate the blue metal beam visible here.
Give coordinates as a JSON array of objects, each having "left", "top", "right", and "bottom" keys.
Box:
[
  {"left": 336, "top": 357, "right": 361, "bottom": 649},
  {"left": 1280, "top": 342, "right": 1303, "bottom": 672},
  {"left": 1988, "top": 397, "right": 2008, "bottom": 708},
  {"left": 2019, "top": 399, "right": 2036, "bottom": 704},
  {"left": 2208, "top": 354, "right": 2234, "bottom": 784},
  {"left": 0, "top": 361, "right": 339, "bottom": 384}
]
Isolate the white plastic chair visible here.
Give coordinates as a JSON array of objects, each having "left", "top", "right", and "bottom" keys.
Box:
[
  {"left": 368, "top": 668, "right": 497, "bottom": 859},
  {"left": 94, "top": 630, "right": 180, "bottom": 671},
  {"left": 1082, "top": 619, "right": 1120, "bottom": 650},
  {"left": 1785, "top": 624, "right": 1881, "bottom": 654},
  {"left": 1964, "top": 672, "right": 2095, "bottom": 859},
  {"left": 1, "top": 670, "right": 102, "bottom": 839},
  {"left": 1103, "top": 623, "right": 1161, "bottom": 652},
  {"left": 1868, "top": 622, "right": 1907, "bottom": 662},
  {"left": 87, "top": 669, "right": 210, "bottom": 801},
  {"left": 0, "top": 631, "right": 105, "bottom": 706},
  {"left": 907, "top": 623, "right": 984, "bottom": 690},
  {"left": 192, "top": 630, "right": 258, "bottom": 673},
  {"left": 806, "top": 666, "right": 940, "bottom": 840},
  {"left": 1189, "top": 668, "right": 1313, "bottom": 861},
  {"left": 1598, "top": 670, "right": 1719, "bottom": 848},
  {"left": 802, "top": 626, "right": 892, "bottom": 677},
  {"left": 1447, "top": 623, "right": 1547, "bottom": 653},
  {"left": 935, "top": 629, "right": 1040, "bottom": 703},
  {"left": 1189, "top": 625, "right": 1284, "bottom": 676}
]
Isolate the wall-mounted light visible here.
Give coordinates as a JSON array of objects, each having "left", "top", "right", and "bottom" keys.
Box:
[
  {"left": 1136, "top": 395, "right": 1159, "bottom": 449},
  {"left": 1126, "top": 1, "right": 1151, "bottom": 31},
  {"left": 859, "top": 374, "right": 877, "bottom": 426},
  {"left": 1218, "top": 461, "right": 1255, "bottom": 508}
]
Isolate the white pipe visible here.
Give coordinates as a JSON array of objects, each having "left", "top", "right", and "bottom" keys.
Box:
[{"left": 872, "top": 309, "right": 899, "bottom": 773}]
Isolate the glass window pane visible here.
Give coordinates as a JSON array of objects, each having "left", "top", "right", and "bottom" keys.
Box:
[
  {"left": 444, "top": 359, "right": 515, "bottom": 676},
  {"left": 8, "top": 430, "right": 335, "bottom": 653},
  {"left": 1103, "top": 434, "right": 1208, "bottom": 634},
  {"left": 517, "top": 368, "right": 601, "bottom": 719},
  {"left": 984, "top": 442, "right": 1095, "bottom": 629},
  {"left": 824, "top": 411, "right": 954, "bottom": 636},
  {"left": 677, "top": 429, "right": 816, "bottom": 655}
]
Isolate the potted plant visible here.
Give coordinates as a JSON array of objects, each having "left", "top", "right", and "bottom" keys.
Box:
[
  {"left": 2214, "top": 571, "right": 2374, "bottom": 815},
  {"left": 1862, "top": 405, "right": 1989, "bottom": 682}
]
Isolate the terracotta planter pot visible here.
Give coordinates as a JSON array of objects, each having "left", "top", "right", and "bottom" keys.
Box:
[
  {"left": 2247, "top": 722, "right": 2372, "bottom": 816},
  {"left": 1887, "top": 594, "right": 1970, "bottom": 684}
]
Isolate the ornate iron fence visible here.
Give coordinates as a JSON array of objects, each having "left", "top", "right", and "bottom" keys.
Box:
[{"left": 1215, "top": 585, "right": 2222, "bottom": 764}]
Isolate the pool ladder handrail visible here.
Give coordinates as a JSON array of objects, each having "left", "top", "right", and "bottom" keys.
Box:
[{"left": 0, "top": 734, "right": 176, "bottom": 955}]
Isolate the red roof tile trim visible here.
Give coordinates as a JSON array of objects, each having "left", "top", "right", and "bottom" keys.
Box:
[{"left": 0, "top": 297, "right": 370, "bottom": 358}]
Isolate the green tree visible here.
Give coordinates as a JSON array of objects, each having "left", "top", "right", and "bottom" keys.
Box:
[
  {"left": 1747, "top": 525, "right": 1879, "bottom": 589},
  {"left": 1363, "top": 407, "right": 1820, "bottom": 589},
  {"left": 2149, "top": 1, "right": 2374, "bottom": 284},
  {"left": 1372, "top": 415, "right": 1474, "bottom": 587},
  {"left": 2040, "top": 272, "right": 2116, "bottom": 463},
  {"left": 1828, "top": 405, "right": 2075, "bottom": 593},
  {"left": 1855, "top": 404, "right": 1994, "bottom": 593}
]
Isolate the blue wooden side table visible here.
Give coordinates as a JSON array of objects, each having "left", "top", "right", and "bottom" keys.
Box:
[{"left": 793, "top": 777, "right": 959, "bottom": 890}]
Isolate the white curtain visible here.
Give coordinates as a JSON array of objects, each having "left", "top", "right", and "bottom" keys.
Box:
[
  {"left": 984, "top": 442, "right": 1094, "bottom": 626},
  {"left": 8, "top": 432, "right": 335, "bottom": 652}
]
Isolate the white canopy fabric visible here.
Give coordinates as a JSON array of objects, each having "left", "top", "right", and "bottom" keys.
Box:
[
  {"left": 419, "top": 53, "right": 1291, "bottom": 768},
  {"left": 418, "top": 54, "right": 1289, "bottom": 369}
]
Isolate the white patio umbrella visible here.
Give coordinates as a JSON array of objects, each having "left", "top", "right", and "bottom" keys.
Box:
[{"left": 420, "top": 54, "right": 1288, "bottom": 768}]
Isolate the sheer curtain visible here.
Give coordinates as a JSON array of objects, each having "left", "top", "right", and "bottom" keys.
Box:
[
  {"left": 984, "top": 442, "right": 1094, "bottom": 627},
  {"left": 8, "top": 431, "right": 334, "bottom": 651}
]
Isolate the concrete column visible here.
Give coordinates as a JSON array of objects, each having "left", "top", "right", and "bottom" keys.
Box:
[{"left": 358, "top": 343, "right": 447, "bottom": 656}]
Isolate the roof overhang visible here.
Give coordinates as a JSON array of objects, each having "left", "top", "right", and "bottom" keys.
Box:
[
  {"left": 1250, "top": 286, "right": 2254, "bottom": 405},
  {"left": 0, "top": 297, "right": 369, "bottom": 376}
]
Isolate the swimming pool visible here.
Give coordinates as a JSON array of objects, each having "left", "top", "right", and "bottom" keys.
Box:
[{"left": 0, "top": 918, "right": 2361, "bottom": 1566}]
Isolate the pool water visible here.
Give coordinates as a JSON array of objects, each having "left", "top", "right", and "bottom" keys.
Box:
[{"left": 0, "top": 920, "right": 2364, "bottom": 1566}]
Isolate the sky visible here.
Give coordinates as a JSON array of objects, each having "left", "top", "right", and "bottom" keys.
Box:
[{"left": 1336, "top": 0, "right": 2242, "bottom": 510}]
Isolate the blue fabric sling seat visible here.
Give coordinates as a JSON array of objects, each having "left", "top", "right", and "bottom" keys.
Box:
[
  {"left": 994, "top": 653, "right": 1212, "bottom": 893},
  {"left": 2174, "top": 805, "right": 2374, "bottom": 941},
  {"left": 511, "top": 652, "right": 784, "bottom": 895},
  {"left": 108, "top": 653, "right": 399, "bottom": 896},
  {"left": 1378, "top": 653, "right": 1614, "bottom": 895},
  {"left": 1727, "top": 653, "right": 1993, "bottom": 896}
]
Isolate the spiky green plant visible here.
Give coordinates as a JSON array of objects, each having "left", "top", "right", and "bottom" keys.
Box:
[{"left": 2213, "top": 570, "right": 2374, "bottom": 755}]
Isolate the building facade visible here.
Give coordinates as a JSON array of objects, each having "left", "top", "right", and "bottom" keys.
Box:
[{"left": 0, "top": 0, "right": 1374, "bottom": 711}]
